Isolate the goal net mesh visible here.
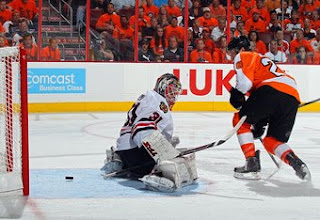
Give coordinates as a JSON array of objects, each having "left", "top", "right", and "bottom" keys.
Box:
[{"left": 0, "top": 47, "right": 23, "bottom": 194}]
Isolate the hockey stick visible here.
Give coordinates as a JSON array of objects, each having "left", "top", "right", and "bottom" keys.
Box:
[
  {"left": 102, "top": 115, "right": 247, "bottom": 179},
  {"left": 299, "top": 97, "right": 320, "bottom": 108},
  {"left": 259, "top": 138, "right": 281, "bottom": 168},
  {"left": 178, "top": 115, "right": 247, "bottom": 156}
]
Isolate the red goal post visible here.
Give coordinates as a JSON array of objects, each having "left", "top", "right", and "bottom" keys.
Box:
[{"left": 0, "top": 47, "right": 29, "bottom": 195}]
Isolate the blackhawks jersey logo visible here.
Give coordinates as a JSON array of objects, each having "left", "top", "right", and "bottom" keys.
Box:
[{"left": 159, "top": 101, "right": 168, "bottom": 113}]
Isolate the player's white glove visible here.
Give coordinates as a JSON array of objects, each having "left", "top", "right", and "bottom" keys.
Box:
[{"left": 170, "top": 136, "right": 180, "bottom": 148}]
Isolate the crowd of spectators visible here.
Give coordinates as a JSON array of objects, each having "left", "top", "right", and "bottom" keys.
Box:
[
  {"left": 90, "top": 0, "right": 320, "bottom": 64},
  {"left": 1, "top": 0, "right": 320, "bottom": 63},
  {"left": 0, "top": 0, "right": 61, "bottom": 61}
]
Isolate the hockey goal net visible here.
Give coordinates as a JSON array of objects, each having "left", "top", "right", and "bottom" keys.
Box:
[{"left": 0, "top": 47, "right": 28, "bottom": 195}]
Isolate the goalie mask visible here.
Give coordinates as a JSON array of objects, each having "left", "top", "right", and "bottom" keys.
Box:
[{"left": 154, "top": 73, "right": 182, "bottom": 109}]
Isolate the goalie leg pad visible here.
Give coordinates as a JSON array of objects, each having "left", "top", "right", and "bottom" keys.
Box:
[
  {"left": 157, "top": 153, "right": 198, "bottom": 189},
  {"left": 142, "top": 130, "right": 180, "bottom": 162}
]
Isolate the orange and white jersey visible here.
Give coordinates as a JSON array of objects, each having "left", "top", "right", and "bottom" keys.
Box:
[{"left": 233, "top": 51, "right": 300, "bottom": 102}]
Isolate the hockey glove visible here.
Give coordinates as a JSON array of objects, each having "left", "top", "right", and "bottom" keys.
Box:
[
  {"left": 230, "top": 87, "right": 245, "bottom": 110},
  {"left": 251, "top": 118, "right": 268, "bottom": 139}
]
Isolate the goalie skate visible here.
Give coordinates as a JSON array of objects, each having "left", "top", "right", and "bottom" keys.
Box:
[{"left": 234, "top": 150, "right": 261, "bottom": 180}]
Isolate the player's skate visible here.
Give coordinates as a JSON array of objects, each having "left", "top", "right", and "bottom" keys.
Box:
[
  {"left": 100, "top": 146, "right": 123, "bottom": 174},
  {"left": 286, "top": 152, "right": 311, "bottom": 181},
  {"left": 234, "top": 150, "right": 261, "bottom": 180}
]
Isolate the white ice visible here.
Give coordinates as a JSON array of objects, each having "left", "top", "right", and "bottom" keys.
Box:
[{"left": 1, "top": 112, "right": 320, "bottom": 219}]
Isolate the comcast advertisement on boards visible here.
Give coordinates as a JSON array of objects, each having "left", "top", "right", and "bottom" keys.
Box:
[{"left": 27, "top": 68, "right": 86, "bottom": 94}]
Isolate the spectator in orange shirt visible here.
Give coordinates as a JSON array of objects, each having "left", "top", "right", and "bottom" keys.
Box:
[
  {"left": 41, "top": 38, "right": 61, "bottom": 61},
  {"left": 299, "top": 0, "right": 318, "bottom": 20},
  {"left": 113, "top": 15, "right": 134, "bottom": 41},
  {"left": 197, "top": 7, "right": 218, "bottom": 31},
  {"left": 241, "top": 0, "right": 256, "bottom": 13},
  {"left": 311, "top": 10, "right": 320, "bottom": 30},
  {"left": 264, "top": 0, "right": 281, "bottom": 12},
  {"left": 0, "top": 0, "right": 12, "bottom": 24},
  {"left": 212, "top": 35, "right": 231, "bottom": 63},
  {"left": 202, "top": 27, "right": 216, "bottom": 53},
  {"left": 150, "top": 26, "right": 168, "bottom": 59},
  {"left": 165, "top": 16, "right": 184, "bottom": 41},
  {"left": 190, "top": 38, "right": 212, "bottom": 62},
  {"left": 0, "top": 20, "right": 5, "bottom": 33},
  {"left": 249, "top": 0, "right": 270, "bottom": 25},
  {"left": 165, "top": 0, "right": 182, "bottom": 18},
  {"left": 143, "top": 0, "right": 159, "bottom": 17},
  {"left": 113, "top": 15, "right": 135, "bottom": 61},
  {"left": 95, "top": 3, "right": 120, "bottom": 33},
  {"left": 291, "top": 45, "right": 313, "bottom": 64},
  {"left": 245, "top": 8, "right": 267, "bottom": 33},
  {"left": 8, "top": 0, "right": 37, "bottom": 21},
  {"left": 21, "top": 32, "right": 38, "bottom": 61},
  {"left": 248, "top": 30, "right": 267, "bottom": 54},
  {"left": 129, "top": 6, "right": 151, "bottom": 31},
  {"left": 209, "top": 0, "right": 226, "bottom": 19},
  {"left": 231, "top": 0, "right": 248, "bottom": 22},
  {"left": 289, "top": 29, "right": 314, "bottom": 55}
]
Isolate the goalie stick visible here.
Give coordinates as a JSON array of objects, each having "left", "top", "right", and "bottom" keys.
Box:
[{"left": 102, "top": 115, "right": 247, "bottom": 179}]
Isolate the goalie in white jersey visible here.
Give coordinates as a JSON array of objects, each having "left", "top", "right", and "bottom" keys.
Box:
[{"left": 101, "top": 73, "right": 198, "bottom": 192}]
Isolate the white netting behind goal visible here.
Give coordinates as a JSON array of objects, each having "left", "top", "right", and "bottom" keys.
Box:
[{"left": 0, "top": 47, "right": 24, "bottom": 194}]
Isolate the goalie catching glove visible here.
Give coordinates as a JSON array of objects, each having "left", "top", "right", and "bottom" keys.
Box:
[{"left": 230, "top": 87, "right": 245, "bottom": 110}]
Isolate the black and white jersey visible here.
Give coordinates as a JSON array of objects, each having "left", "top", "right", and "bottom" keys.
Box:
[{"left": 116, "top": 90, "right": 173, "bottom": 151}]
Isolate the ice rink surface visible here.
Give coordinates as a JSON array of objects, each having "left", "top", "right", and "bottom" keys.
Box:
[{"left": 1, "top": 112, "right": 320, "bottom": 219}]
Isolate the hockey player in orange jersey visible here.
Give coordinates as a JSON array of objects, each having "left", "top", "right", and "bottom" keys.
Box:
[{"left": 227, "top": 36, "right": 311, "bottom": 181}]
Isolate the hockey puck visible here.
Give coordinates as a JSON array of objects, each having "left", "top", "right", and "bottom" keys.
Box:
[{"left": 65, "top": 176, "right": 73, "bottom": 180}]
